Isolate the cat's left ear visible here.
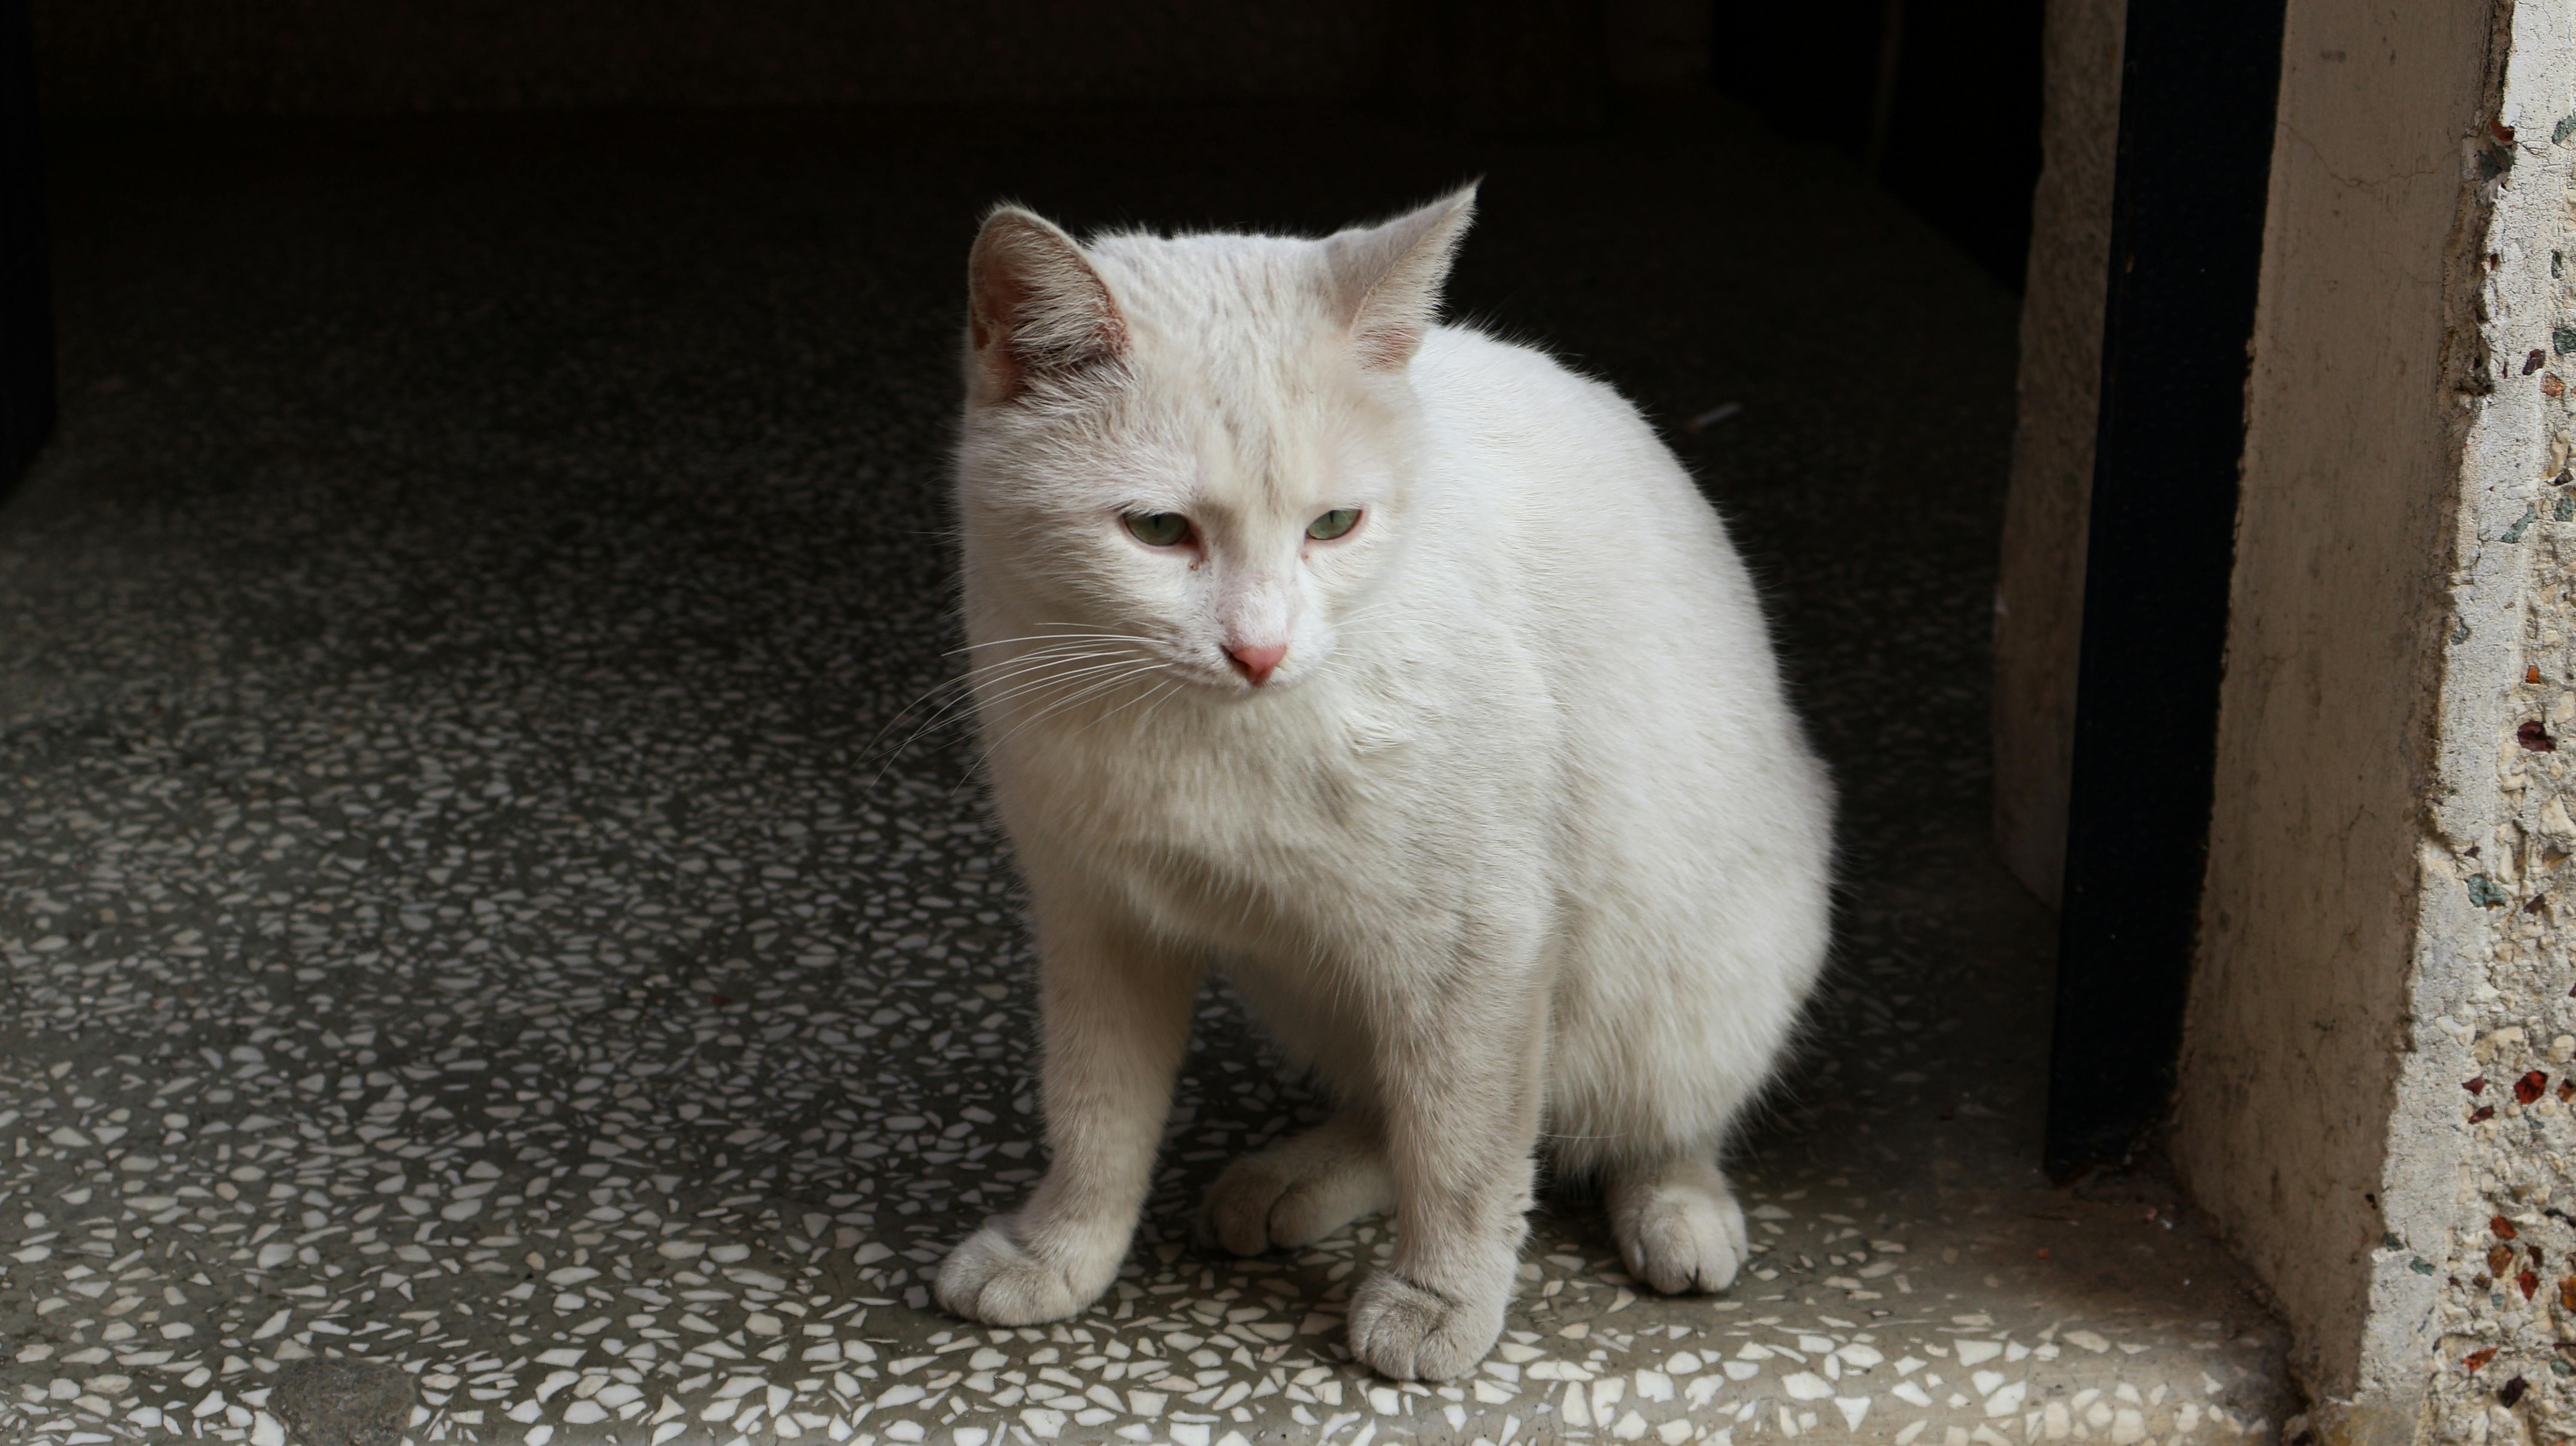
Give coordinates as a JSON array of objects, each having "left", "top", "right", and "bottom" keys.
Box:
[{"left": 1325, "top": 183, "right": 1478, "bottom": 371}]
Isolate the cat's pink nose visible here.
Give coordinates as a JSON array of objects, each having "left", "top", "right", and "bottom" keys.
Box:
[{"left": 1227, "top": 642, "right": 1287, "bottom": 684}]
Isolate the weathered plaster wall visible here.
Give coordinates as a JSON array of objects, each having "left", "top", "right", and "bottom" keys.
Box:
[
  {"left": 2168, "top": 0, "right": 2491, "bottom": 1410},
  {"left": 1990, "top": 0, "right": 2124, "bottom": 906},
  {"left": 2173, "top": 0, "right": 2576, "bottom": 1438}
]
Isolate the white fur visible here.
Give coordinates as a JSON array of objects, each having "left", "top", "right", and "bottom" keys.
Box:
[{"left": 932, "top": 188, "right": 1835, "bottom": 1381}]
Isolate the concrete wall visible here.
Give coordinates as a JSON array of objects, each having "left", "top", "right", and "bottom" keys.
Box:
[
  {"left": 27, "top": 0, "right": 1704, "bottom": 115},
  {"left": 2166, "top": 0, "right": 2576, "bottom": 1438},
  {"left": 2170, "top": 0, "right": 2491, "bottom": 1398},
  {"left": 1990, "top": 0, "right": 2124, "bottom": 905}
]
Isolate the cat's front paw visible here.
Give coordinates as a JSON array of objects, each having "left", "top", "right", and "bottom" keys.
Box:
[
  {"left": 1608, "top": 1173, "right": 1749, "bottom": 1295},
  {"left": 1347, "top": 1266, "right": 1509, "bottom": 1380},
  {"left": 933, "top": 1219, "right": 1109, "bottom": 1326}
]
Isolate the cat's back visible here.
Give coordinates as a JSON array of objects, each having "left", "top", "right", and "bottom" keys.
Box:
[
  {"left": 1401, "top": 323, "right": 1824, "bottom": 828},
  {"left": 1403, "top": 325, "right": 1769, "bottom": 664},
  {"left": 1406, "top": 325, "right": 1648, "bottom": 466},
  {"left": 1403, "top": 324, "right": 1831, "bottom": 968}
]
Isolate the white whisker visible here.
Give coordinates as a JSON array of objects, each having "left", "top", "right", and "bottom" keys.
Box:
[
  {"left": 860, "top": 645, "right": 1145, "bottom": 770},
  {"left": 871, "top": 653, "right": 1153, "bottom": 783}
]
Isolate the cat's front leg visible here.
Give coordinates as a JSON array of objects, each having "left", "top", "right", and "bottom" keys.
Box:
[
  {"left": 1346, "top": 976, "right": 1548, "bottom": 1381},
  {"left": 934, "top": 896, "right": 1200, "bottom": 1326}
]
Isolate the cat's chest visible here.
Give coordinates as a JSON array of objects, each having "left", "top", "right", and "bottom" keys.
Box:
[
  {"left": 996, "top": 679, "right": 1541, "bottom": 899},
  {"left": 1046, "top": 702, "right": 1409, "bottom": 855}
]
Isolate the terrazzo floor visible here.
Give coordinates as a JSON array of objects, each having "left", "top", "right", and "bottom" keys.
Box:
[{"left": 1, "top": 101, "right": 2296, "bottom": 1445}]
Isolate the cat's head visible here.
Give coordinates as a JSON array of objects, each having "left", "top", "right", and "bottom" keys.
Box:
[{"left": 953, "top": 187, "right": 1476, "bottom": 695}]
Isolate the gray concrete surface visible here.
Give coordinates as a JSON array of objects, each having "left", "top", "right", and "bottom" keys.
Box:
[{"left": 0, "top": 102, "right": 2293, "bottom": 1444}]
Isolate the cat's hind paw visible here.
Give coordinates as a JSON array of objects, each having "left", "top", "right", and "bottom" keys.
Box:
[
  {"left": 1347, "top": 1267, "right": 1508, "bottom": 1380},
  {"left": 1606, "top": 1159, "right": 1749, "bottom": 1295},
  {"left": 1198, "top": 1115, "right": 1394, "bottom": 1257},
  {"left": 933, "top": 1218, "right": 1103, "bottom": 1325}
]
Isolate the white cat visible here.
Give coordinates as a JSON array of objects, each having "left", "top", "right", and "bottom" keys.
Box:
[{"left": 931, "top": 186, "right": 1835, "bottom": 1381}]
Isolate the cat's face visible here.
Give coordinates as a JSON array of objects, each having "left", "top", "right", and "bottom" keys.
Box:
[
  {"left": 962, "top": 313, "right": 1414, "bottom": 695},
  {"left": 955, "top": 191, "right": 1475, "bottom": 697}
]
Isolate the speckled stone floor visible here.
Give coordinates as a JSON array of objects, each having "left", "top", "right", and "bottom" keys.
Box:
[{"left": 0, "top": 101, "right": 2296, "bottom": 1446}]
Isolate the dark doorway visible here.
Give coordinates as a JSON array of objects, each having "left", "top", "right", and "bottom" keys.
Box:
[
  {"left": 1711, "top": 0, "right": 2048, "bottom": 289},
  {"left": 2044, "top": 0, "right": 2287, "bottom": 1177}
]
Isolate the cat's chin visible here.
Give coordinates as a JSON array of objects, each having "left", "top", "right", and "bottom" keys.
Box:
[
  {"left": 1220, "top": 671, "right": 1307, "bottom": 698},
  {"left": 1170, "top": 662, "right": 1310, "bottom": 696}
]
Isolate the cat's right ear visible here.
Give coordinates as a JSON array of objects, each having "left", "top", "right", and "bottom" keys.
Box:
[{"left": 966, "top": 206, "right": 1128, "bottom": 406}]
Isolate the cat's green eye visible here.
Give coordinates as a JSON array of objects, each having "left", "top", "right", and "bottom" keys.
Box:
[
  {"left": 1124, "top": 512, "right": 1191, "bottom": 547},
  {"left": 1306, "top": 508, "right": 1361, "bottom": 541}
]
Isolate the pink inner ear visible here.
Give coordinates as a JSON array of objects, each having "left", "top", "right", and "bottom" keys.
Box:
[
  {"left": 1330, "top": 187, "right": 1476, "bottom": 374},
  {"left": 1352, "top": 321, "right": 1423, "bottom": 372},
  {"left": 968, "top": 213, "right": 1126, "bottom": 402},
  {"left": 969, "top": 264, "right": 1030, "bottom": 364}
]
